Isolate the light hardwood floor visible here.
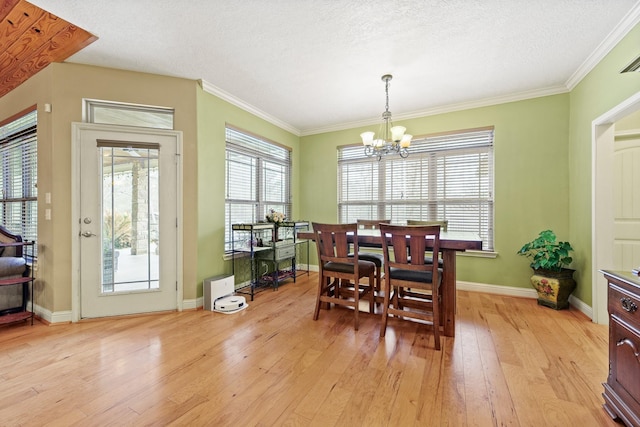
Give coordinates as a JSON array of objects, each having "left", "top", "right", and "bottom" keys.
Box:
[{"left": 0, "top": 273, "right": 618, "bottom": 426}]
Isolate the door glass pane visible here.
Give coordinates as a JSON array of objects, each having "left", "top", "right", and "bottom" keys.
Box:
[{"left": 101, "top": 145, "right": 159, "bottom": 293}]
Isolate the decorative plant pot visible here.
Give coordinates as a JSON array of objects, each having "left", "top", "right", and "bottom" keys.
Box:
[{"left": 530, "top": 268, "right": 576, "bottom": 310}]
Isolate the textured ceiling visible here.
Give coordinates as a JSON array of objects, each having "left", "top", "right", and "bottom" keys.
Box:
[{"left": 26, "top": 0, "right": 640, "bottom": 135}]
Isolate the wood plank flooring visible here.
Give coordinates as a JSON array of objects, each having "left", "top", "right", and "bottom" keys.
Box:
[{"left": 0, "top": 273, "right": 618, "bottom": 426}]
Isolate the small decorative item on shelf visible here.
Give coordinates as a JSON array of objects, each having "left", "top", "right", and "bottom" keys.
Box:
[{"left": 266, "top": 209, "right": 286, "bottom": 242}]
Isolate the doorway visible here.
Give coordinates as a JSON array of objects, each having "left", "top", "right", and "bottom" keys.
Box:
[
  {"left": 72, "top": 123, "right": 182, "bottom": 319},
  {"left": 592, "top": 91, "right": 640, "bottom": 324}
]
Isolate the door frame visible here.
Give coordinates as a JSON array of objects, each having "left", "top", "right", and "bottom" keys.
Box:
[
  {"left": 71, "top": 122, "right": 184, "bottom": 322},
  {"left": 592, "top": 91, "right": 640, "bottom": 324}
]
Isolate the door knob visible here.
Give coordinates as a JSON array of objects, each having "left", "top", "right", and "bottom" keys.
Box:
[{"left": 81, "top": 231, "right": 96, "bottom": 237}]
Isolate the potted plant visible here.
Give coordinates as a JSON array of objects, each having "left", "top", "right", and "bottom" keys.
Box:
[{"left": 517, "top": 229, "right": 576, "bottom": 310}]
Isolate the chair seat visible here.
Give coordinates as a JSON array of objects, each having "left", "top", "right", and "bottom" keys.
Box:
[
  {"left": 349, "top": 252, "right": 384, "bottom": 267},
  {"left": 389, "top": 267, "right": 442, "bottom": 285},
  {"left": 324, "top": 260, "right": 375, "bottom": 276}
]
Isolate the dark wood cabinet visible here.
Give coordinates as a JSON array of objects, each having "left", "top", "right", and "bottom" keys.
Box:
[{"left": 601, "top": 270, "right": 640, "bottom": 427}]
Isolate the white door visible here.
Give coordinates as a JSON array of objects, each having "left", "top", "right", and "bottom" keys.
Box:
[
  {"left": 613, "top": 130, "right": 640, "bottom": 270},
  {"left": 73, "top": 123, "right": 180, "bottom": 318}
]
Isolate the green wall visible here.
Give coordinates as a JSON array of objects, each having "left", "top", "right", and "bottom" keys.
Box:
[
  {"left": 195, "top": 88, "right": 301, "bottom": 294},
  {"left": 568, "top": 23, "right": 640, "bottom": 304},
  {"left": 300, "top": 94, "right": 571, "bottom": 289}
]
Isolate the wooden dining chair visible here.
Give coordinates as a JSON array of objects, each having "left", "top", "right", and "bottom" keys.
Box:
[
  {"left": 354, "top": 219, "right": 390, "bottom": 304},
  {"left": 312, "top": 222, "right": 376, "bottom": 330},
  {"left": 406, "top": 219, "right": 448, "bottom": 266},
  {"left": 379, "top": 223, "right": 442, "bottom": 350}
]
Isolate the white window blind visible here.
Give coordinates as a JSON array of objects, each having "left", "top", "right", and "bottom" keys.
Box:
[
  {"left": 225, "top": 127, "right": 291, "bottom": 250},
  {"left": 338, "top": 127, "right": 494, "bottom": 251},
  {"left": 0, "top": 109, "right": 38, "bottom": 256}
]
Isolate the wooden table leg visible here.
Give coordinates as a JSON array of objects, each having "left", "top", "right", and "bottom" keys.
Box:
[{"left": 441, "top": 249, "right": 456, "bottom": 337}]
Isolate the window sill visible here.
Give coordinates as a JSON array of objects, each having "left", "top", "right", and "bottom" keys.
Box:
[
  {"left": 223, "top": 251, "right": 249, "bottom": 262},
  {"left": 459, "top": 250, "right": 497, "bottom": 259}
]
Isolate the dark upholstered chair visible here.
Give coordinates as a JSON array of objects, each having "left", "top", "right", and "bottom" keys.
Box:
[
  {"left": 312, "top": 222, "right": 376, "bottom": 330},
  {"left": 379, "top": 223, "right": 442, "bottom": 350},
  {"left": 0, "top": 225, "right": 28, "bottom": 315}
]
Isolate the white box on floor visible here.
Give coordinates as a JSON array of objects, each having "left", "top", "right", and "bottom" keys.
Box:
[{"left": 203, "top": 275, "right": 247, "bottom": 313}]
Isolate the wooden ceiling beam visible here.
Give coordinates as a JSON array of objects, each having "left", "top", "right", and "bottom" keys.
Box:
[
  {"left": 0, "top": 0, "right": 97, "bottom": 98},
  {"left": 0, "top": 0, "right": 21, "bottom": 22}
]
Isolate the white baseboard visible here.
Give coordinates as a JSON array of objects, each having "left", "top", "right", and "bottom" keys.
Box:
[
  {"left": 42, "top": 277, "right": 593, "bottom": 323},
  {"left": 457, "top": 280, "right": 593, "bottom": 319},
  {"left": 32, "top": 302, "right": 72, "bottom": 324},
  {"left": 457, "top": 280, "right": 538, "bottom": 298},
  {"left": 183, "top": 298, "right": 199, "bottom": 310}
]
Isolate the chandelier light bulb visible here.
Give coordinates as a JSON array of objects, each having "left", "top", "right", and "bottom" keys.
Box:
[
  {"left": 400, "top": 134, "right": 412, "bottom": 148},
  {"left": 360, "top": 131, "right": 375, "bottom": 146},
  {"left": 391, "top": 126, "right": 406, "bottom": 142}
]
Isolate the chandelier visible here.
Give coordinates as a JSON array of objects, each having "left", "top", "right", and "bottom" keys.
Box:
[{"left": 360, "top": 74, "right": 412, "bottom": 160}]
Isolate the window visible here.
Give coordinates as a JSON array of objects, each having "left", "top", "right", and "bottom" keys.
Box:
[
  {"left": 225, "top": 126, "right": 291, "bottom": 251},
  {"left": 0, "top": 109, "right": 37, "bottom": 255},
  {"left": 84, "top": 99, "right": 174, "bottom": 129},
  {"left": 338, "top": 127, "right": 494, "bottom": 251}
]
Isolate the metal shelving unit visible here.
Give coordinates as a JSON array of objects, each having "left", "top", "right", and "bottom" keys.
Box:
[{"left": 231, "top": 221, "right": 309, "bottom": 300}]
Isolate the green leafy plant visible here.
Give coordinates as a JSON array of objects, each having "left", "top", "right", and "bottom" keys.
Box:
[{"left": 517, "top": 229, "right": 574, "bottom": 272}]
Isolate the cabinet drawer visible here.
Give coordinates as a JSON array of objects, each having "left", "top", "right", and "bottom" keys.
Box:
[
  {"left": 609, "top": 283, "right": 640, "bottom": 324},
  {"left": 255, "top": 244, "right": 296, "bottom": 262},
  {"left": 610, "top": 315, "right": 640, "bottom": 412},
  {"left": 274, "top": 244, "right": 295, "bottom": 261}
]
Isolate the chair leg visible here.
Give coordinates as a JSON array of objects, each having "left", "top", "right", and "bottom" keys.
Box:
[
  {"left": 432, "top": 288, "right": 441, "bottom": 350},
  {"left": 392, "top": 286, "right": 402, "bottom": 319},
  {"left": 380, "top": 282, "right": 391, "bottom": 337},
  {"left": 353, "top": 280, "right": 359, "bottom": 330},
  {"left": 375, "top": 265, "right": 382, "bottom": 306},
  {"left": 368, "top": 272, "right": 375, "bottom": 314},
  {"left": 313, "top": 274, "right": 325, "bottom": 321}
]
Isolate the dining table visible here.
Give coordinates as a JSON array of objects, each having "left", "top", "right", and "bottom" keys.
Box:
[{"left": 297, "top": 227, "right": 483, "bottom": 337}]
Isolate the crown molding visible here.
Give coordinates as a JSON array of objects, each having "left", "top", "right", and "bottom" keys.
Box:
[
  {"left": 198, "top": 79, "right": 301, "bottom": 136},
  {"left": 300, "top": 85, "right": 569, "bottom": 136},
  {"left": 565, "top": 2, "right": 640, "bottom": 89}
]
